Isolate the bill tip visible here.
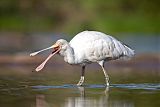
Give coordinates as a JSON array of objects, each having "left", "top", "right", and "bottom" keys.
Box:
[{"left": 30, "top": 52, "right": 37, "bottom": 57}]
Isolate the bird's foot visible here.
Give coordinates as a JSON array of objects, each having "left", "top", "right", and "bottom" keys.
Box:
[
  {"left": 105, "top": 77, "right": 110, "bottom": 87},
  {"left": 106, "top": 82, "right": 109, "bottom": 87},
  {"left": 77, "top": 76, "right": 84, "bottom": 86}
]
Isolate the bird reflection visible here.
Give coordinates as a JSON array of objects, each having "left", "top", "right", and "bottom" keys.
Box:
[
  {"left": 64, "top": 86, "right": 109, "bottom": 107},
  {"left": 77, "top": 86, "right": 86, "bottom": 97},
  {"left": 36, "top": 95, "right": 49, "bottom": 107},
  {"left": 35, "top": 85, "right": 134, "bottom": 107}
]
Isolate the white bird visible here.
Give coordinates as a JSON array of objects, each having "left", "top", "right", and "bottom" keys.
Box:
[{"left": 30, "top": 31, "right": 135, "bottom": 86}]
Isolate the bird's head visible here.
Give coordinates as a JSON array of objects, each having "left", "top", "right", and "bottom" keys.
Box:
[
  {"left": 55, "top": 39, "right": 69, "bottom": 55},
  {"left": 30, "top": 39, "right": 68, "bottom": 72}
]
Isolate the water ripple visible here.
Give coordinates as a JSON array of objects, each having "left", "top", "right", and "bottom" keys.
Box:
[
  {"left": 31, "top": 83, "right": 160, "bottom": 91},
  {"left": 111, "top": 83, "right": 160, "bottom": 90},
  {"left": 31, "top": 84, "right": 76, "bottom": 90}
]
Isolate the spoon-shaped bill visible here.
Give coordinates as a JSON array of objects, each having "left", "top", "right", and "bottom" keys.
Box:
[
  {"left": 35, "top": 53, "right": 54, "bottom": 72},
  {"left": 30, "top": 52, "right": 39, "bottom": 56},
  {"left": 35, "top": 48, "right": 60, "bottom": 72},
  {"left": 30, "top": 46, "right": 53, "bottom": 56}
]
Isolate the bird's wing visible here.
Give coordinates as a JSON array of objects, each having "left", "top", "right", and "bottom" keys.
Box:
[
  {"left": 69, "top": 31, "right": 134, "bottom": 62},
  {"left": 108, "top": 36, "right": 135, "bottom": 59}
]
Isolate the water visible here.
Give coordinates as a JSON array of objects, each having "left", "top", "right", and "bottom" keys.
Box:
[
  {"left": 0, "top": 53, "right": 159, "bottom": 107},
  {"left": 0, "top": 81, "right": 160, "bottom": 107}
]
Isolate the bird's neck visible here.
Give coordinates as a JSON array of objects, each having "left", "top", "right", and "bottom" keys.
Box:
[{"left": 62, "top": 46, "right": 75, "bottom": 64}]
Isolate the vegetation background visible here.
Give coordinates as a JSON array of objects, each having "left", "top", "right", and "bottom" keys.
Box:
[{"left": 0, "top": 0, "right": 159, "bottom": 35}]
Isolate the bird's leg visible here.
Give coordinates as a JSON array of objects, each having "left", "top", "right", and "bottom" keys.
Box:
[
  {"left": 77, "top": 66, "right": 85, "bottom": 86},
  {"left": 102, "top": 66, "right": 110, "bottom": 86},
  {"left": 98, "top": 61, "right": 110, "bottom": 86}
]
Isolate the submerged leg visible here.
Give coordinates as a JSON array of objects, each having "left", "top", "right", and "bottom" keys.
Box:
[
  {"left": 77, "top": 66, "right": 85, "bottom": 86},
  {"left": 98, "top": 61, "right": 110, "bottom": 86}
]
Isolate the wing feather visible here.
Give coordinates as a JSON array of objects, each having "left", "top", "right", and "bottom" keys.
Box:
[{"left": 69, "top": 31, "right": 135, "bottom": 63}]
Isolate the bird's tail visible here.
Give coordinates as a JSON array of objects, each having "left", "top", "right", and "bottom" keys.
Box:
[{"left": 121, "top": 44, "right": 135, "bottom": 60}]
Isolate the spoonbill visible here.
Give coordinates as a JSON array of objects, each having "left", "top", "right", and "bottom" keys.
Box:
[{"left": 30, "top": 31, "right": 135, "bottom": 86}]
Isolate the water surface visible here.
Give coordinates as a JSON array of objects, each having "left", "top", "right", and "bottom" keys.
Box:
[
  {"left": 0, "top": 73, "right": 160, "bottom": 107},
  {"left": 0, "top": 54, "right": 159, "bottom": 107}
]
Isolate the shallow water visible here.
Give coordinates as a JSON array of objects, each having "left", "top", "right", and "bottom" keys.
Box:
[
  {"left": 0, "top": 54, "right": 159, "bottom": 107},
  {"left": 0, "top": 82, "right": 160, "bottom": 107},
  {"left": 32, "top": 83, "right": 160, "bottom": 90},
  {"left": 0, "top": 71, "right": 160, "bottom": 107}
]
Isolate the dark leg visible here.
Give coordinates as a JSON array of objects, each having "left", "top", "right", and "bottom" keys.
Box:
[{"left": 77, "top": 66, "right": 85, "bottom": 86}]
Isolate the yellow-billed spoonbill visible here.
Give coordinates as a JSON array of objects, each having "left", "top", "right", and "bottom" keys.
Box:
[{"left": 30, "top": 31, "right": 135, "bottom": 86}]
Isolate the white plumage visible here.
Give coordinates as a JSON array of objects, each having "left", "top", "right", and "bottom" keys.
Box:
[
  {"left": 70, "top": 31, "right": 134, "bottom": 63},
  {"left": 30, "top": 31, "right": 135, "bottom": 86}
]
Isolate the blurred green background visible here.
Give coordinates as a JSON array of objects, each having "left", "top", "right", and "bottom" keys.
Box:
[
  {"left": 0, "top": 0, "right": 159, "bottom": 83},
  {"left": 0, "top": 0, "right": 160, "bottom": 35},
  {"left": 0, "top": 1, "right": 160, "bottom": 107},
  {"left": 0, "top": 0, "right": 159, "bottom": 54}
]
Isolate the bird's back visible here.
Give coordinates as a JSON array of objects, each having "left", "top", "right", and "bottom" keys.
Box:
[{"left": 69, "top": 31, "right": 135, "bottom": 64}]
